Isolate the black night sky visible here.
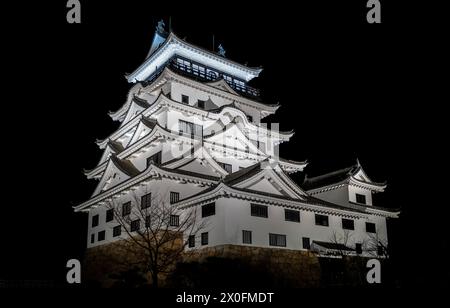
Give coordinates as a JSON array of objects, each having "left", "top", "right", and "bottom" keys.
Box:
[{"left": 1, "top": 0, "right": 448, "bottom": 289}]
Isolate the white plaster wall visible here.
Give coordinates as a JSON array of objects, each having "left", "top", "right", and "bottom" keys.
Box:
[{"left": 348, "top": 185, "right": 373, "bottom": 206}]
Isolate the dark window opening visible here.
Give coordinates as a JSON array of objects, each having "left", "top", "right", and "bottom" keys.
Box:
[
  {"left": 242, "top": 230, "right": 252, "bottom": 244},
  {"left": 141, "top": 193, "right": 152, "bottom": 209},
  {"left": 147, "top": 151, "right": 162, "bottom": 166},
  {"left": 113, "top": 225, "right": 121, "bottom": 237},
  {"left": 315, "top": 214, "right": 329, "bottom": 226},
  {"left": 188, "top": 235, "right": 195, "bottom": 248},
  {"left": 92, "top": 214, "right": 99, "bottom": 227},
  {"left": 356, "top": 193, "right": 367, "bottom": 204},
  {"left": 366, "top": 222, "right": 376, "bottom": 233},
  {"left": 356, "top": 243, "right": 362, "bottom": 254},
  {"left": 342, "top": 218, "right": 355, "bottom": 230},
  {"left": 218, "top": 162, "right": 232, "bottom": 173},
  {"left": 90, "top": 234, "right": 95, "bottom": 243},
  {"left": 181, "top": 95, "right": 189, "bottom": 104},
  {"left": 302, "top": 237, "right": 310, "bottom": 250},
  {"left": 197, "top": 100, "right": 205, "bottom": 109},
  {"left": 202, "top": 203, "right": 216, "bottom": 217},
  {"left": 106, "top": 209, "right": 114, "bottom": 222},
  {"left": 285, "top": 209, "right": 300, "bottom": 222},
  {"left": 169, "top": 215, "right": 180, "bottom": 227},
  {"left": 201, "top": 232, "right": 208, "bottom": 245},
  {"left": 131, "top": 219, "right": 140, "bottom": 232},
  {"left": 170, "top": 192, "right": 180, "bottom": 204},
  {"left": 251, "top": 204, "right": 268, "bottom": 218},
  {"left": 122, "top": 202, "right": 131, "bottom": 217},
  {"left": 98, "top": 230, "right": 105, "bottom": 241},
  {"left": 269, "top": 233, "right": 286, "bottom": 247}
]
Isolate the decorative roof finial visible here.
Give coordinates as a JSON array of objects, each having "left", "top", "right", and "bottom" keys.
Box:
[
  {"left": 156, "top": 19, "right": 165, "bottom": 34},
  {"left": 217, "top": 44, "right": 226, "bottom": 57}
]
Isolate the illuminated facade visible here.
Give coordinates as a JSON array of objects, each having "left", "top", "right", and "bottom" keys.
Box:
[{"left": 74, "top": 22, "right": 398, "bottom": 258}]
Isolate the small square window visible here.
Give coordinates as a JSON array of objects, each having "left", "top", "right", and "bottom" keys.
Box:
[
  {"left": 92, "top": 214, "right": 99, "bottom": 227},
  {"left": 98, "top": 230, "right": 105, "bottom": 241},
  {"left": 201, "top": 232, "right": 208, "bottom": 245},
  {"left": 356, "top": 193, "right": 367, "bottom": 204},
  {"left": 242, "top": 230, "right": 252, "bottom": 244},
  {"left": 131, "top": 219, "right": 140, "bottom": 232},
  {"left": 285, "top": 209, "right": 300, "bottom": 222},
  {"left": 113, "top": 225, "right": 121, "bottom": 237},
  {"left": 197, "top": 100, "right": 205, "bottom": 109},
  {"left": 169, "top": 215, "right": 180, "bottom": 227},
  {"left": 269, "top": 233, "right": 286, "bottom": 247},
  {"left": 366, "top": 222, "right": 376, "bottom": 233},
  {"left": 147, "top": 152, "right": 162, "bottom": 166},
  {"left": 251, "top": 204, "right": 268, "bottom": 218},
  {"left": 141, "top": 193, "right": 152, "bottom": 209},
  {"left": 170, "top": 192, "right": 180, "bottom": 204},
  {"left": 315, "top": 214, "right": 329, "bottom": 226},
  {"left": 202, "top": 203, "right": 216, "bottom": 217},
  {"left": 247, "top": 115, "right": 253, "bottom": 122},
  {"left": 181, "top": 95, "right": 189, "bottom": 104},
  {"left": 342, "top": 218, "right": 355, "bottom": 230}
]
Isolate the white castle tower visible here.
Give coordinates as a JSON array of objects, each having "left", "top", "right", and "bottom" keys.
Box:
[{"left": 74, "top": 22, "right": 398, "bottom": 258}]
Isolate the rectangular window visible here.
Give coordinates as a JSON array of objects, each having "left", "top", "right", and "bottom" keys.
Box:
[
  {"left": 342, "top": 218, "right": 355, "bottom": 230},
  {"left": 285, "top": 209, "right": 300, "bottom": 222},
  {"left": 92, "top": 214, "right": 99, "bottom": 227},
  {"left": 122, "top": 202, "right": 131, "bottom": 217},
  {"left": 356, "top": 193, "right": 367, "bottom": 204},
  {"left": 106, "top": 209, "right": 114, "bottom": 222},
  {"left": 170, "top": 192, "right": 180, "bottom": 204},
  {"left": 141, "top": 193, "right": 151, "bottom": 209},
  {"left": 188, "top": 235, "right": 195, "bottom": 248},
  {"left": 131, "top": 219, "right": 140, "bottom": 232},
  {"left": 147, "top": 151, "right": 162, "bottom": 166},
  {"left": 98, "top": 230, "right": 105, "bottom": 241},
  {"left": 377, "top": 245, "right": 384, "bottom": 256},
  {"left": 246, "top": 115, "right": 253, "bottom": 122},
  {"left": 315, "top": 214, "right": 329, "bottom": 226},
  {"left": 197, "top": 100, "right": 205, "bottom": 109},
  {"left": 201, "top": 232, "right": 208, "bottom": 245},
  {"left": 145, "top": 215, "right": 151, "bottom": 228},
  {"left": 113, "top": 225, "right": 121, "bottom": 237},
  {"left": 90, "top": 234, "right": 95, "bottom": 244},
  {"left": 251, "top": 204, "right": 268, "bottom": 218},
  {"left": 202, "top": 203, "right": 216, "bottom": 217},
  {"left": 242, "top": 230, "right": 252, "bottom": 244},
  {"left": 181, "top": 94, "right": 189, "bottom": 104},
  {"left": 302, "top": 237, "right": 310, "bottom": 250},
  {"left": 355, "top": 243, "right": 362, "bottom": 254},
  {"left": 269, "top": 233, "right": 286, "bottom": 247},
  {"left": 169, "top": 215, "right": 180, "bottom": 227},
  {"left": 179, "top": 120, "right": 203, "bottom": 137},
  {"left": 366, "top": 222, "right": 376, "bottom": 233},
  {"left": 218, "top": 162, "right": 232, "bottom": 173}
]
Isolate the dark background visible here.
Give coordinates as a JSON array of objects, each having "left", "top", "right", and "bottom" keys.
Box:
[{"left": 1, "top": 0, "right": 448, "bottom": 288}]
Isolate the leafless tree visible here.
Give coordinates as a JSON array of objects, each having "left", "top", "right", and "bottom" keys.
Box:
[
  {"left": 328, "top": 229, "right": 354, "bottom": 256},
  {"left": 362, "top": 232, "right": 389, "bottom": 258},
  {"left": 104, "top": 190, "right": 207, "bottom": 288}
]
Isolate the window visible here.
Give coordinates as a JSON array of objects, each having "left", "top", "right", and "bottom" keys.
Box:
[
  {"left": 147, "top": 151, "right": 162, "bottom": 166},
  {"left": 247, "top": 115, "right": 253, "bottom": 122},
  {"left": 141, "top": 193, "right": 152, "bottom": 209},
  {"left": 197, "top": 100, "right": 205, "bottom": 109},
  {"left": 170, "top": 192, "right": 180, "bottom": 204},
  {"left": 113, "top": 225, "right": 121, "bottom": 237},
  {"left": 202, "top": 203, "right": 216, "bottom": 217},
  {"left": 145, "top": 215, "right": 151, "bottom": 228},
  {"left": 98, "top": 230, "right": 105, "bottom": 241},
  {"left": 218, "top": 162, "right": 232, "bottom": 173},
  {"left": 315, "top": 214, "right": 329, "bottom": 226},
  {"left": 269, "top": 233, "right": 286, "bottom": 247},
  {"left": 356, "top": 193, "right": 366, "bottom": 204},
  {"left": 302, "top": 237, "right": 310, "bottom": 250},
  {"left": 122, "top": 202, "right": 131, "bottom": 217},
  {"left": 242, "top": 230, "right": 252, "bottom": 244},
  {"left": 181, "top": 94, "right": 189, "bottom": 104},
  {"left": 355, "top": 243, "right": 362, "bottom": 254},
  {"left": 131, "top": 219, "right": 140, "bottom": 232},
  {"left": 285, "top": 209, "right": 300, "bottom": 222},
  {"left": 377, "top": 245, "right": 384, "bottom": 256},
  {"left": 251, "top": 204, "right": 268, "bottom": 218},
  {"left": 188, "top": 235, "right": 195, "bottom": 248},
  {"left": 106, "top": 209, "right": 114, "bottom": 222},
  {"left": 201, "top": 232, "right": 208, "bottom": 245},
  {"left": 92, "top": 214, "right": 99, "bottom": 227},
  {"left": 342, "top": 218, "right": 355, "bottom": 230},
  {"left": 169, "top": 215, "right": 180, "bottom": 227},
  {"left": 90, "top": 234, "right": 95, "bottom": 244},
  {"left": 179, "top": 120, "right": 203, "bottom": 137},
  {"left": 366, "top": 222, "right": 376, "bottom": 233}
]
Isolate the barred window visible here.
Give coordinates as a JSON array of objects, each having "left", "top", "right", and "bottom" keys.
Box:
[
  {"left": 356, "top": 193, "right": 366, "bottom": 204},
  {"left": 181, "top": 94, "right": 189, "bottom": 104},
  {"left": 179, "top": 120, "right": 203, "bottom": 137},
  {"left": 145, "top": 215, "right": 151, "bottom": 228},
  {"left": 141, "top": 193, "right": 151, "bottom": 209},
  {"left": 169, "top": 215, "right": 180, "bottom": 227},
  {"left": 147, "top": 151, "right": 162, "bottom": 166},
  {"left": 251, "top": 204, "right": 268, "bottom": 218},
  {"left": 201, "top": 232, "right": 209, "bottom": 245},
  {"left": 106, "top": 209, "right": 114, "bottom": 222},
  {"left": 170, "top": 192, "right": 180, "bottom": 204},
  {"left": 242, "top": 230, "right": 252, "bottom": 244},
  {"left": 131, "top": 219, "right": 140, "bottom": 232},
  {"left": 302, "top": 237, "right": 310, "bottom": 249},
  {"left": 188, "top": 235, "right": 195, "bottom": 248},
  {"left": 113, "top": 225, "right": 121, "bottom": 237},
  {"left": 269, "top": 233, "right": 286, "bottom": 247},
  {"left": 202, "top": 203, "right": 216, "bottom": 217},
  {"left": 90, "top": 234, "right": 95, "bottom": 244},
  {"left": 218, "top": 162, "right": 232, "bottom": 173},
  {"left": 122, "top": 202, "right": 131, "bottom": 217},
  {"left": 285, "top": 209, "right": 300, "bottom": 222}
]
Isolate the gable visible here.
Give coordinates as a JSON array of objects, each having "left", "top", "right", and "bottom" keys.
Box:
[
  {"left": 205, "top": 123, "right": 260, "bottom": 154},
  {"left": 177, "top": 158, "right": 224, "bottom": 177},
  {"left": 92, "top": 160, "right": 131, "bottom": 197},
  {"left": 207, "top": 79, "right": 239, "bottom": 95},
  {"left": 241, "top": 177, "right": 285, "bottom": 196}
]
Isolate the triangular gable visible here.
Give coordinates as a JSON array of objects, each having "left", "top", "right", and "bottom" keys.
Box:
[
  {"left": 120, "top": 99, "right": 148, "bottom": 128},
  {"left": 352, "top": 167, "right": 371, "bottom": 183},
  {"left": 231, "top": 162, "right": 307, "bottom": 200},
  {"left": 92, "top": 158, "right": 135, "bottom": 197},
  {"left": 206, "top": 79, "right": 239, "bottom": 95},
  {"left": 127, "top": 117, "right": 157, "bottom": 146}
]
